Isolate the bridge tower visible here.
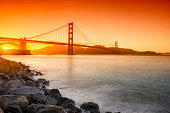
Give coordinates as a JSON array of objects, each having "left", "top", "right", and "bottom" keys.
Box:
[
  {"left": 115, "top": 41, "right": 118, "bottom": 48},
  {"left": 20, "top": 37, "right": 26, "bottom": 50},
  {"left": 114, "top": 41, "right": 118, "bottom": 54},
  {"left": 68, "top": 23, "right": 73, "bottom": 55}
]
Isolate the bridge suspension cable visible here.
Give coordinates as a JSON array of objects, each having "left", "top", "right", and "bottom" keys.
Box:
[
  {"left": 74, "top": 25, "right": 95, "bottom": 45},
  {"left": 27, "top": 24, "right": 68, "bottom": 39},
  {"left": 26, "top": 23, "right": 95, "bottom": 46}
]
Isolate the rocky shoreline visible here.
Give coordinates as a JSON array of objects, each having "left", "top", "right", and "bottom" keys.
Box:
[{"left": 0, "top": 58, "right": 118, "bottom": 113}]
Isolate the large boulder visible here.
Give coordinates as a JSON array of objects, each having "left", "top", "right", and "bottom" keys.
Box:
[
  {"left": 4, "top": 102, "right": 22, "bottom": 113},
  {"left": 0, "top": 95, "right": 29, "bottom": 111},
  {"left": 46, "top": 96, "right": 57, "bottom": 105},
  {"left": 49, "top": 89, "right": 62, "bottom": 105},
  {"left": 27, "top": 93, "right": 47, "bottom": 104},
  {"left": 80, "top": 102, "right": 99, "bottom": 112},
  {"left": 50, "top": 89, "right": 62, "bottom": 97},
  {"left": 62, "top": 103, "right": 81, "bottom": 113},
  {"left": 0, "top": 79, "right": 24, "bottom": 94},
  {"left": 61, "top": 97, "right": 75, "bottom": 106},
  {"left": 27, "top": 103, "right": 46, "bottom": 113},
  {"left": 61, "top": 97, "right": 80, "bottom": 113}
]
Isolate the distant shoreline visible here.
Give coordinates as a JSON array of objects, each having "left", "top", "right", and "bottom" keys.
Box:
[
  {"left": 1, "top": 54, "right": 170, "bottom": 56},
  {"left": 1, "top": 45, "right": 165, "bottom": 56}
]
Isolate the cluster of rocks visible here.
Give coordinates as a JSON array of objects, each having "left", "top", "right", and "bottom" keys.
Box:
[{"left": 0, "top": 58, "right": 117, "bottom": 113}]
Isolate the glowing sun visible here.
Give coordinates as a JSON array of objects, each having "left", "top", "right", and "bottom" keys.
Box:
[
  {"left": 3, "top": 47, "right": 9, "bottom": 50},
  {"left": 2, "top": 44, "right": 15, "bottom": 50}
]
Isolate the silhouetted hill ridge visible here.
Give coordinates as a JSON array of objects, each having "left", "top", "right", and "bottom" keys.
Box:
[{"left": 31, "top": 45, "right": 159, "bottom": 55}]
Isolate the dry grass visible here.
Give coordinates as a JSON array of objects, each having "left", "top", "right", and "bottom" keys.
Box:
[{"left": 0, "top": 58, "right": 24, "bottom": 76}]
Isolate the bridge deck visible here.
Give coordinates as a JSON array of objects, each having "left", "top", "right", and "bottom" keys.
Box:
[{"left": 0, "top": 37, "right": 112, "bottom": 50}]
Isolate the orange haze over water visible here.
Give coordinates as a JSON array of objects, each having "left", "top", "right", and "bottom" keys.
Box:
[{"left": 0, "top": 0, "right": 169, "bottom": 52}]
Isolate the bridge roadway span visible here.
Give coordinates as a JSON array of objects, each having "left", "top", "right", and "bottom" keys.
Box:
[{"left": 0, "top": 37, "right": 112, "bottom": 50}]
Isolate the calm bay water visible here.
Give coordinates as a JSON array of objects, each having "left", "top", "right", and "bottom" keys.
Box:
[{"left": 2, "top": 55, "right": 170, "bottom": 113}]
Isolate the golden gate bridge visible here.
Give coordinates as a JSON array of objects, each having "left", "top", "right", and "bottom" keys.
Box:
[{"left": 0, "top": 23, "right": 118, "bottom": 55}]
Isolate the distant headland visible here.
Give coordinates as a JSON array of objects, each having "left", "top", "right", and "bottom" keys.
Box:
[
  {"left": 32, "top": 45, "right": 160, "bottom": 55},
  {"left": 0, "top": 45, "right": 162, "bottom": 55}
]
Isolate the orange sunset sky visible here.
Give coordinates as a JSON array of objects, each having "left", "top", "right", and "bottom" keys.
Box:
[{"left": 0, "top": 0, "right": 170, "bottom": 52}]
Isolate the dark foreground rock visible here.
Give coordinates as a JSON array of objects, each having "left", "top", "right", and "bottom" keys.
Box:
[
  {"left": 0, "top": 95, "right": 29, "bottom": 111},
  {"left": 62, "top": 103, "right": 81, "bottom": 113},
  {"left": 0, "top": 79, "right": 24, "bottom": 94},
  {"left": 27, "top": 103, "right": 46, "bottom": 113},
  {"left": 4, "top": 102, "right": 22, "bottom": 113},
  {"left": 28, "top": 93, "right": 47, "bottom": 104},
  {"left": 46, "top": 95, "right": 57, "bottom": 105},
  {"left": 80, "top": 102, "right": 99, "bottom": 112}
]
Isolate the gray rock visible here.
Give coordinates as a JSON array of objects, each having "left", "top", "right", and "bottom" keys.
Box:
[
  {"left": 27, "top": 103, "right": 46, "bottom": 113},
  {"left": 0, "top": 79, "right": 23, "bottom": 90},
  {"left": 80, "top": 102, "right": 99, "bottom": 112},
  {"left": 4, "top": 102, "right": 22, "bottom": 113},
  {"left": 61, "top": 97, "right": 80, "bottom": 113},
  {"left": 0, "top": 79, "right": 25, "bottom": 94},
  {"left": 25, "top": 80, "right": 39, "bottom": 87},
  {"left": 61, "top": 97, "right": 75, "bottom": 106},
  {"left": 0, "top": 95, "right": 28, "bottom": 111},
  {"left": 50, "top": 89, "right": 62, "bottom": 105},
  {"left": 20, "top": 74, "right": 36, "bottom": 82},
  {"left": 27, "top": 93, "right": 47, "bottom": 104},
  {"left": 46, "top": 96, "right": 57, "bottom": 105},
  {"left": 7, "top": 86, "right": 45, "bottom": 95},
  {"left": 50, "top": 89, "right": 62, "bottom": 97},
  {"left": 43, "top": 89, "right": 51, "bottom": 95},
  {"left": 62, "top": 103, "right": 81, "bottom": 113}
]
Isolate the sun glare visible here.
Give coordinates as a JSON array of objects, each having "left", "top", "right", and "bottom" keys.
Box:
[
  {"left": 2, "top": 44, "right": 15, "bottom": 50},
  {"left": 3, "top": 47, "right": 9, "bottom": 50}
]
